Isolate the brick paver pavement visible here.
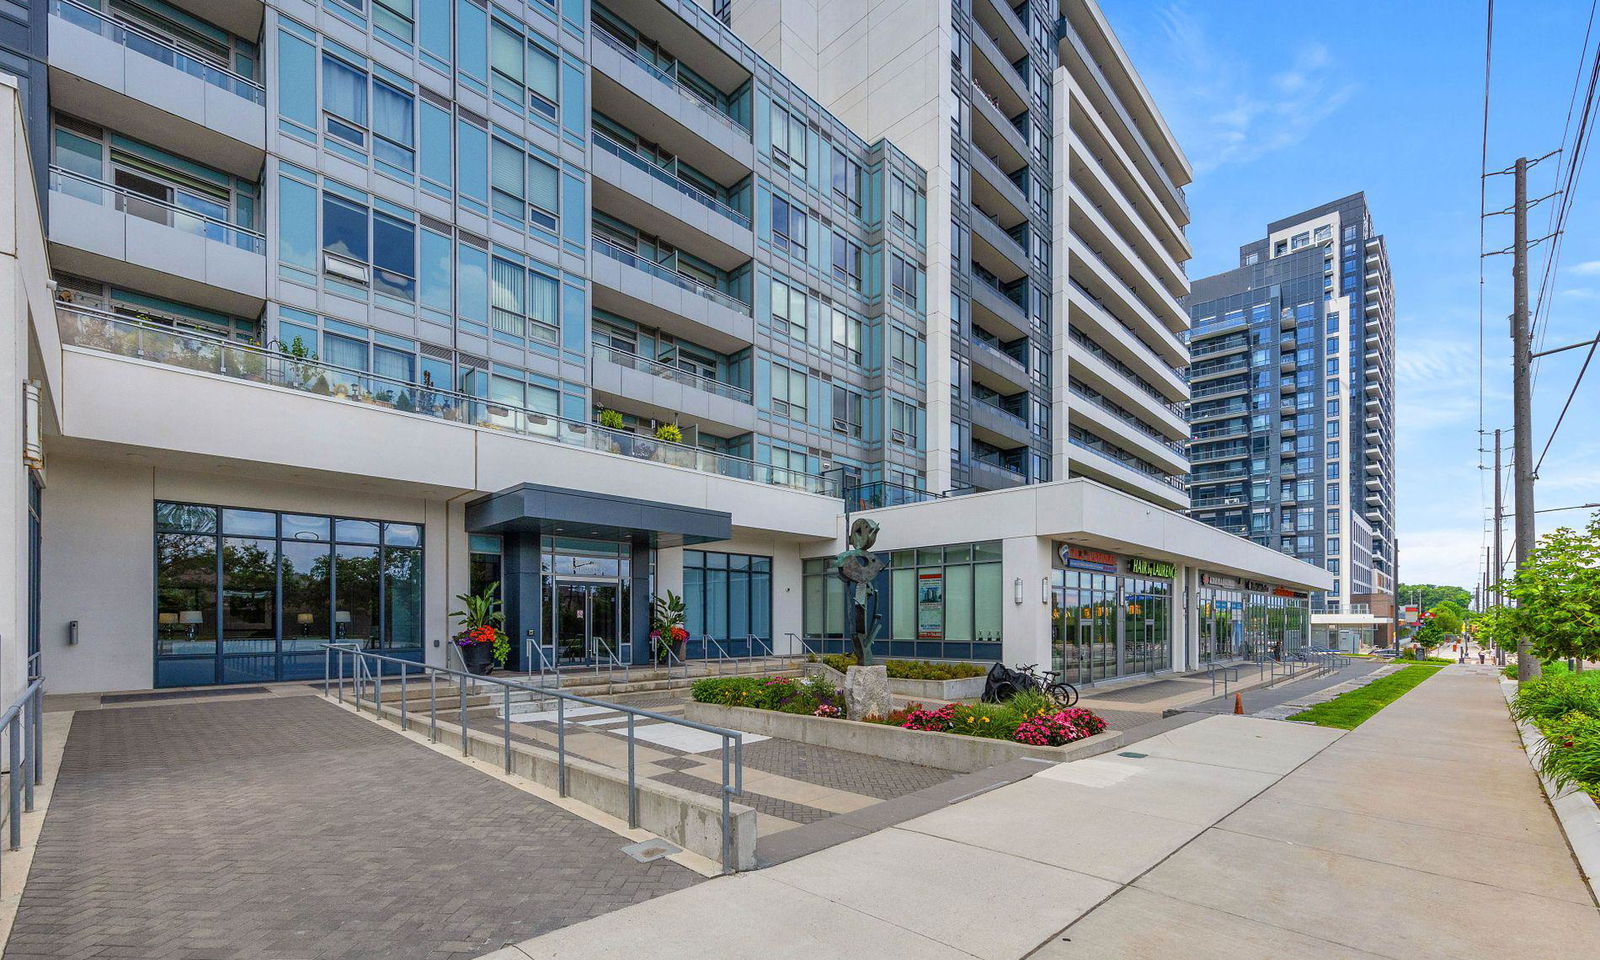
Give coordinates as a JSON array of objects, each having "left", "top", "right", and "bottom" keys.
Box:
[{"left": 6, "top": 696, "right": 699, "bottom": 960}]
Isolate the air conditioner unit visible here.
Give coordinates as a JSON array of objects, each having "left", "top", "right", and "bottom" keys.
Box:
[{"left": 323, "top": 254, "right": 369, "bottom": 285}]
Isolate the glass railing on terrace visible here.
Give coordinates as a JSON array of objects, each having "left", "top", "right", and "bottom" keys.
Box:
[
  {"left": 843, "top": 480, "right": 945, "bottom": 511},
  {"left": 1189, "top": 379, "right": 1249, "bottom": 400},
  {"left": 58, "top": 305, "right": 838, "bottom": 496},
  {"left": 1187, "top": 356, "right": 1248, "bottom": 379},
  {"left": 1067, "top": 381, "right": 1185, "bottom": 455},
  {"left": 591, "top": 132, "right": 751, "bottom": 229},
  {"left": 592, "top": 237, "right": 751, "bottom": 315},
  {"left": 49, "top": 166, "right": 266, "bottom": 254},
  {"left": 591, "top": 342, "right": 753, "bottom": 404},
  {"left": 593, "top": 29, "right": 749, "bottom": 139},
  {"left": 969, "top": 335, "right": 1027, "bottom": 370},
  {"left": 1069, "top": 435, "right": 1188, "bottom": 493},
  {"left": 52, "top": 0, "right": 264, "bottom": 104},
  {"left": 1066, "top": 329, "right": 1183, "bottom": 416},
  {"left": 1189, "top": 337, "right": 1249, "bottom": 358}
]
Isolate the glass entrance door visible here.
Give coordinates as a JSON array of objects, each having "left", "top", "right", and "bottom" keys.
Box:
[{"left": 554, "top": 581, "right": 620, "bottom": 664}]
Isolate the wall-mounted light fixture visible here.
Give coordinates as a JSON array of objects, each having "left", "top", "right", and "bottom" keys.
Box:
[
  {"left": 1013, "top": 577, "right": 1024, "bottom": 605},
  {"left": 1041, "top": 577, "right": 1050, "bottom": 604}
]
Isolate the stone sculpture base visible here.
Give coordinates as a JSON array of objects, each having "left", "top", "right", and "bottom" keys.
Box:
[{"left": 844, "top": 664, "right": 891, "bottom": 721}]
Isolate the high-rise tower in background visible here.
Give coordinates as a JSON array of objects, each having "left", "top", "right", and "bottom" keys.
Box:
[
  {"left": 1183, "top": 194, "right": 1397, "bottom": 649},
  {"left": 723, "top": 0, "right": 1195, "bottom": 507}
]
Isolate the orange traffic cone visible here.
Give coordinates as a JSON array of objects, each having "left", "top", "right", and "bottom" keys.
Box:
[{"left": 1234, "top": 693, "right": 1243, "bottom": 715}]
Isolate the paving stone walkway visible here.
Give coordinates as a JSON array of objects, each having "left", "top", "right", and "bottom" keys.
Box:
[{"left": 6, "top": 696, "right": 699, "bottom": 960}]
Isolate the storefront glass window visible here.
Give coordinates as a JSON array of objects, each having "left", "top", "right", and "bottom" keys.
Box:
[{"left": 682, "top": 551, "right": 772, "bottom": 656}]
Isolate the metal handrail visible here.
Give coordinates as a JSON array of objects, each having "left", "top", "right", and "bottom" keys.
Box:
[
  {"left": 51, "top": 0, "right": 265, "bottom": 103},
  {"left": 591, "top": 342, "right": 753, "bottom": 404},
  {"left": 591, "top": 132, "right": 751, "bottom": 228},
  {"left": 592, "top": 237, "right": 753, "bottom": 316},
  {"left": 599, "top": 646, "right": 631, "bottom": 694},
  {"left": 1068, "top": 435, "right": 1188, "bottom": 492},
  {"left": 1, "top": 675, "right": 45, "bottom": 854},
  {"left": 58, "top": 304, "right": 839, "bottom": 496},
  {"left": 593, "top": 28, "right": 749, "bottom": 138},
  {"left": 322, "top": 644, "right": 746, "bottom": 872},
  {"left": 701, "top": 635, "right": 732, "bottom": 675},
  {"left": 524, "top": 637, "right": 562, "bottom": 690},
  {"left": 48, "top": 167, "right": 266, "bottom": 253}
]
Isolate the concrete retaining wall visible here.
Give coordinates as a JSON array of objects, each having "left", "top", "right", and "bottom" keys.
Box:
[
  {"left": 353, "top": 698, "right": 756, "bottom": 871},
  {"left": 684, "top": 701, "right": 1124, "bottom": 773}
]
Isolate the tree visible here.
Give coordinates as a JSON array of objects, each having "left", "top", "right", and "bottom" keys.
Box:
[
  {"left": 1398, "top": 583, "right": 1473, "bottom": 613},
  {"left": 1429, "top": 600, "right": 1465, "bottom": 635},
  {"left": 1494, "top": 511, "right": 1600, "bottom": 673}
]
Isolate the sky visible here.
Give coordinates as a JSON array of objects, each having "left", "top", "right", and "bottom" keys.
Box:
[{"left": 1099, "top": 0, "right": 1600, "bottom": 594}]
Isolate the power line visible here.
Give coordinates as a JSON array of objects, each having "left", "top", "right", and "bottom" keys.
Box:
[
  {"left": 1477, "top": 0, "right": 1495, "bottom": 569},
  {"left": 1534, "top": 331, "right": 1599, "bottom": 473}
]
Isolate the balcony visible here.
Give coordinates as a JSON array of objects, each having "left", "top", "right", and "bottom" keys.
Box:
[
  {"left": 975, "top": 0, "right": 1030, "bottom": 73},
  {"left": 969, "top": 455, "right": 1027, "bottom": 492},
  {"left": 590, "top": 342, "right": 755, "bottom": 436},
  {"left": 58, "top": 303, "right": 836, "bottom": 496},
  {"left": 1188, "top": 356, "right": 1248, "bottom": 382},
  {"left": 590, "top": 27, "right": 753, "bottom": 175},
  {"left": 971, "top": 148, "right": 1029, "bottom": 228},
  {"left": 47, "top": 166, "right": 265, "bottom": 314},
  {"left": 48, "top": 0, "right": 264, "bottom": 177},
  {"left": 968, "top": 337, "right": 1031, "bottom": 393},
  {"left": 972, "top": 27, "right": 1028, "bottom": 118},
  {"left": 971, "top": 78, "right": 1028, "bottom": 172},
  {"left": 970, "top": 272, "right": 1030, "bottom": 341},
  {"left": 971, "top": 211, "right": 1030, "bottom": 283},
  {"left": 1067, "top": 385, "right": 1187, "bottom": 475},
  {"left": 1067, "top": 435, "right": 1188, "bottom": 510},
  {"left": 969, "top": 398, "right": 1032, "bottom": 449},
  {"left": 1065, "top": 332, "right": 1188, "bottom": 440},
  {"left": 591, "top": 134, "right": 752, "bottom": 271},
  {"left": 1189, "top": 401, "right": 1248, "bottom": 423},
  {"left": 590, "top": 238, "right": 753, "bottom": 353},
  {"left": 1066, "top": 140, "right": 1188, "bottom": 297},
  {"left": 1189, "top": 337, "right": 1248, "bottom": 360},
  {"left": 1064, "top": 281, "right": 1188, "bottom": 397},
  {"left": 1065, "top": 233, "right": 1188, "bottom": 366},
  {"left": 1188, "top": 379, "right": 1248, "bottom": 402}
]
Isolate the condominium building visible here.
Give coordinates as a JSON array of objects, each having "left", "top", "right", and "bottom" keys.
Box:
[
  {"left": 1183, "top": 194, "right": 1397, "bottom": 650},
  {"left": 2, "top": 0, "right": 1330, "bottom": 700}
]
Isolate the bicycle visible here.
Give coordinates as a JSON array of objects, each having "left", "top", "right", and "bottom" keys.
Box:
[
  {"left": 984, "top": 662, "right": 1079, "bottom": 708},
  {"left": 1017, "top": 663, "right": 1080, "bottom": 708}
]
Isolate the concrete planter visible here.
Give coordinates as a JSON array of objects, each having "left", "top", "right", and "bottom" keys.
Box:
[
  {"left": 1501, "top": 679, "right": 1600, "bottom": 905},
  {"left": 802, "top": 661, "right": 988, "bottom": 702},
  {"left": 685, "top": 701, "right": 1124, "bottom": 773}
]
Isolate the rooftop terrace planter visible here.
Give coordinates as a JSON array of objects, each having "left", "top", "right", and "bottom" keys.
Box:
[{"left": 683, "top": 701, "right": 1124, "bottom": 773}]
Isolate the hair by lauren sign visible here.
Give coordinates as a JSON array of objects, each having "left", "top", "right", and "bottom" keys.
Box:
[{"left": 1128, "top": 556, "right": 1176, "bottom": 579}]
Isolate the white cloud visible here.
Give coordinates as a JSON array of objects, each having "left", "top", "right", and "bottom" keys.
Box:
[
  {"left": 1144, "top": 5, "right": 1356, "bottom": 173},
  {"left": 1399, "top": 527, "right": 1489, "bottom": 590},
  {"left": 1568, "top": 260, "right": 1600, "bottom": 275}
]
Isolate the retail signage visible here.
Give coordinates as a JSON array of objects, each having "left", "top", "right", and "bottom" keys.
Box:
[
  {"left": 1403, "top": 604, "right": 1420, "bottom": 624},
  {"left": 1272, "top": 587, "right": 1304, "bottom": 599},
  {"left": 1242, "top": 579, "right": 1270, "bottom": 593},
  {"left": 1128, "top": 557, "right": 1176, "bottom": 579},
  {"left": 1201, "top": 573, "right": 1241, "bottom": 589},
  {"left": 917, "top": 571, "right": 944, "bottom": 639},
  {"left": 1060, "top": 544, "right": 1117, "bottom": 573}
]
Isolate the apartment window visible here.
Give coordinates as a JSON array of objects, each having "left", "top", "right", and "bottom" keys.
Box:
[
  {"left": 1327, "top": 483, "right": 1340, "bottom": 504},
  {"left": 890, "top": 255, "right": 920, "bottom": 309},
  {"left": 491, "top": 17, "right": 558, "bottom": 118},
  {"left": 490, "top": 138, "right": 558, "bottom": 230},
  {"left": 1273, "top": 240, "right": 1287, "bottom": 257},
  {"left": 832, "top": 233, "right": 862, "bottom": 290},
  {"left": 1327, "top": 336, "right": 1339, "bottom": 355},
  {"left": 1290, "top": 232, "right": 1310, "bottom": 249},
  {"left": 1327, "top": 558, "right": 1341, "bottom": 575},
  {"left": 770, "top": 363, "right": 808, "bottom": 420},
  {"left": 1326, "top": 440, "right": 1340, "bottom": 459},
  {"left": 771, "top": 103, "right": 807, "bottom": 176},
  {"left": 1327, "top": 399, "right": 1340, "bottom": 417},
  {"left": 1328, "top": 508, "right": 1340, "bottom": 529},
  {"left": 317, "top": 194, "right": 415, "bottom": 299},
  {"left": 322, "top": 55, "right": 368, "bottom": 147},
  {"left": 1327, "top": 419, "right": 1340, "bottom": 437},
  {"left": 890, "top": 176, "right": 917, "bottom": 231},
  {"left": 1326, "top": 462, "right": 1340, "bottom": 480},
  {"left": 322, "top": 54, "right": 416, "bottom": 172},
  {"left": 770, "top": 278, "right": 807, "bottom": 339},
  {"left": 1327, "top": 357, "right": 1340, "bottom": 376},
  {"left": 1327, "top": 537, "right": 1341, "bottom": 556},
  {"left": 890, "top": 325, "right": 922, "bottom": 379},
  {"left": 831, "top": 307, "right": 862, "bottom": 363},
  {"left": 890, "top": 398, "right": 918, "bottom": 446},
  {"left": 490, "top": 258, "right": 559, "bottom": 345},
  {"left": 772, "top": 195, "right": 807, "bottom": 257},
  {"left": 832, "top": 385, "right": 863, "bottom": 437},
  {"left": 831, "top": 147, "right": 861, "bottom": 215}
]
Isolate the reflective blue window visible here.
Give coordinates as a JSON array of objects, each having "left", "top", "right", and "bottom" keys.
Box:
[
  {"left": 277, "top": 31, "right": 317, "bottom": 129},
  {"left": 277, "top": 176, "right": 318, "bottom": 270}
]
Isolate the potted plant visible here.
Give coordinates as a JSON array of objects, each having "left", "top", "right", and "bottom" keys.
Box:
[
  {"left": 654, "top": 421, "right": 683, "bottom": 444},
  {"left": 450, "top": 582, "right": 510, "bottom": 675},
  {"left": 650, "top": 590, "right": 689, "bottom": 663},
  {"left": 598, "top": 408, "right": 625, "bottom": 430}
]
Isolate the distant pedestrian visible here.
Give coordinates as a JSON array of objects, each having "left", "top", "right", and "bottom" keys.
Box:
[{"left": 1479, "top": 651, "right": 1486, "bottom": 664}]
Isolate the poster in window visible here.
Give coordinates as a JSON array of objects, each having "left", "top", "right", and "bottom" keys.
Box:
[{"left": 917, "top": 571, "right": 943, "bottom": 639}]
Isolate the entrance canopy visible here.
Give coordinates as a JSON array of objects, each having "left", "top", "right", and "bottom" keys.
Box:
[{"left": 465, "top": 483, "right": 732, "bottom": 547}]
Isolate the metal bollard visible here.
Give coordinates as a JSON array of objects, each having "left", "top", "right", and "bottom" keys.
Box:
[
  {"left": 429, "top": 672, "right": 438, "bottom": 743},
  {"left": 627, "top": 713, "right": 637, "bottom": 829},
  {"left": 8, "top": 721, "right": 20, "bottom": 850},
  {"left": 503, "top": 687, "right": 512, "bottom": 774},
  {"left": 557, "top": 698, "right": 567, "bottom": 797}
]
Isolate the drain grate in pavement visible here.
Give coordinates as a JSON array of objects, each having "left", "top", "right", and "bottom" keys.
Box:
[
  {"left": 622, "top": 839, "right": 682, "bottom": 862},
  {"left": 101, "top": 686, "right": 270, "bottom": 704}
]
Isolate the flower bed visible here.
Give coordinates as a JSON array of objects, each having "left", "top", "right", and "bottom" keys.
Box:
[
  {"left": 1511, "top": 671, "right": 1600, "bottom": 799},
  {"left": 691, "top": 678, "right": 1107, "bottom": 748}
]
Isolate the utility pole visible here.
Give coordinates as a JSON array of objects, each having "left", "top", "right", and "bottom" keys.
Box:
[
  {"left": 1512, "top": 158, "right": 1540, "bottom": 682},
  {"left": 1493, "top": 428, "right": 1504, "bottom": 608}
]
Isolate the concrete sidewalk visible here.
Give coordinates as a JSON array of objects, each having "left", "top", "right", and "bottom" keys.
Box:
[{"left": 489, "top": 664, "right": 1599, "bottom": 960}]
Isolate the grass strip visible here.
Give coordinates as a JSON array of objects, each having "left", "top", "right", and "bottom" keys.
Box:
[{"left": 1288, "top": 663, "right": 1446, "bottom": 730}]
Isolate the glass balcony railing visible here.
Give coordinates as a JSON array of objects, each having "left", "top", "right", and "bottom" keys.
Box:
[
  {"left": 591, "top": 132, "right": 751, "bottom": 229},
  {"left": 49, "top": 166, "right": 265, "bottom": 254},
  {"left": 592, "top": 237, "right": 751, "bottom": 316},
  {"left": 52, "top": 0, "right": 264, "bottom": 104},
  {"left": 1069, "top": 431, "right": 1188, "bottom": 493},
  {"left": 843, "top": 480, "right": 945, "bottom": 511},
  {"left": 59, "top": 305, "right": 838, "bottom": 497},
  {"left": 593, "top": 28, "right": 749, "bottom": 139},
  {"left": 1067, "top": 329, "right": 1183, "bottom": 416},
  {"left": 1067, "top": 380, "right": 1186, "bottom": 456},
  {"left": 591, "top": 342, "right": 753, "bottom": 404}
]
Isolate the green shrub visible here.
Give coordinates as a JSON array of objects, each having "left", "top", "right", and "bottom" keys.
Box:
[
  {"left": 690, "top": 675, "right": 841, "bottom": 715},
  {"left": 883, "top": 659, "right": 987, "bottom": 681},
  {"left": 819, "top": 653, "right": 857, "bottom": 673},
  {"left": 1511, "top": 672, "right": 1600, "bottom": 727},
  {"left": 1537, "top": 710, "right": 1600, "bottom": 794}
]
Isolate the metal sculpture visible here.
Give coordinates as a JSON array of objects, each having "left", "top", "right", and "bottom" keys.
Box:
[{"left": 834, "top": 517, "right": 885, "bottom": 664}]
